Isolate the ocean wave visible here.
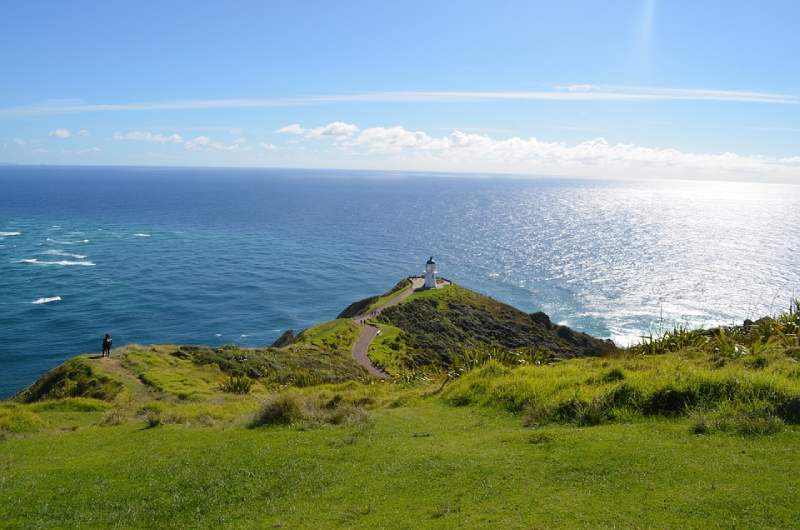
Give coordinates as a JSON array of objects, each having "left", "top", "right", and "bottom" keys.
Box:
[
  {"left": 46, "top": 238, "right": 90, "bottom": 245},
  {"left": 133, "top": 233, "right": 151, "bottom": 238},
  {"left": 32, "top": 296, "right": 62, "bottom": 305},
  {"left": 0, "top": 231, "right": 21, "bottom": 237},
  {"left": 42, "top": 249, "right": 88, "bottom": 259},
  {"left": 20, "top": 258, "right": 95, "bottom": 267}
]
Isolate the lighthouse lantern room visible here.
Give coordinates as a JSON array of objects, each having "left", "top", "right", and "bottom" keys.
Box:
[{"left": 424, "top": 256, "right": 437, "bottom": 289}]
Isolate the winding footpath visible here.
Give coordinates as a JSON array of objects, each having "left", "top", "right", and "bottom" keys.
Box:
[{"left": 350, "top": 277, "right": 425, "bottom": 379}]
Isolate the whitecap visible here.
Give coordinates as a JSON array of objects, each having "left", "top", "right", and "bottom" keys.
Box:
[
  {"left": 0, "top": 231, "right": 21, "bottom": 237},
  {"left": 43, "top": 249, "right": 88, "bottom": 259},
  {"left": 20, "top": 258, "right": 95, "bottom": 267},
  {"left": 32, "top": 296, "right": 62, "bottom": 305},
  {"left": 133, "top": 233, "right": 151, "bottom": 238},
  {"left": 46, "top": 238, "right": 89, "bottom": 245},
  {"left": 215, "top": 333, "right": 222, "bottom": 337}
]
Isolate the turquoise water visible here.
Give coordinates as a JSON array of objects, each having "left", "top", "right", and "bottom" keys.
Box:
[{"left": 1, "top": 166, "right": 799, "bottom": 397}]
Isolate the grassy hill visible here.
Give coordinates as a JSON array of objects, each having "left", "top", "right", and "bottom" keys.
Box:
[
  {"left": 369, "top": 283, "right": 616, "bottom": 375},
  {"left": 2, "top": 282, "right": 800, "bottom": 528}
]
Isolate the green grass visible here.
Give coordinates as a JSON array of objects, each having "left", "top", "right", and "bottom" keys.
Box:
[
  {"left": 295, "top": 318, "right": 360, "bottom": 354},
  {"left": 5, "top": 286, "right": 800, "bottom": 527},
  {"left": 378, "top": 283, "right": 614, "bottom": 370},
  {"left": 367, "top": 323, "right": 408, "bottom": 374},
  {"left": 0, "top": 403, "right": 46, "bottom": 434},
  {"left": 122, "top": 347, "right": 228, "bottom": 399},
  {"left": 1, "top": 401, "right": 799, "bottom": 528},
  {"left": 442, "top": 347, "right": 800, "bottom": 425},
  {"left": 365, "top": 278, "right": 412, "bottom": 312}
]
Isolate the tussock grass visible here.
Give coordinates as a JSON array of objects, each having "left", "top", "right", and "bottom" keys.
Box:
[
  {"left": 219, "top": 375, "right": 254, "bottom": 394},
  {"left": 134, "top": 399, "right": 259, "bottom": 428},
  {"left": 251, "top": 390, "right": 370, "bottom": 428},
  {"left": 444, "top": 348, "right": 800, "bottom": 430}
]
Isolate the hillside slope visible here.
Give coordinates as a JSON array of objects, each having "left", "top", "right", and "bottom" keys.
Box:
[
  {"left": 370, "top": 283, "right": 616, "bottom": 373},
  {"left": 3, "top": 289, "right": 800, "bottom": 528}
]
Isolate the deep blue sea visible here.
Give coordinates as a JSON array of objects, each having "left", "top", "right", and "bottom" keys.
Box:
[{"left": 1, "top": 166, "right": 799, "bottom": 397}]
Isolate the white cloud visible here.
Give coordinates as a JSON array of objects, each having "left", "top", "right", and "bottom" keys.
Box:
[
  {"left": 111, "top": 130, "right": 245, "bottom": 151},
  {"left": 284, "top": 121, "right": 800, "bottom": 181},
  {"left": 184, "top": 135, "right": 248, "bottom": 152},
  {"left": 62, "top": 146, "right": 101, "bottom": 155},
  {"left": 277, "top": 123, "right": 305, "bottom": 135},
  {"left": 260, "top": 143, "right": 277, "bottom": 151},
  {"left": 50, "top": 128, "right": 71, "bottom": 138},
  {"left": 307, "top": 121, "right": 359, "bottom": 138},
  {"left": 5, "top": 85, "right": 797, "bottom": 116},
  {"left": 114, "top": 131, "right": 184, "bottom": 144},
  {"left": 277, "top": 121, "right": 359, "bottom": 141}
]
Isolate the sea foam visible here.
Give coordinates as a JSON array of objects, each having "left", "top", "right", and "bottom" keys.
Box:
[
  {"left": 32, "top": 296, "right": 62, "bottom": 305},
  {"left": 46, "top": 238, "right": 90, "bottom": 245},
  {"left": 0, "top": 231, "right": 21, "bottom": 237},
  {"left": 133, "top": 233, "right": 151, "bottom": 237},
  {"left": 20, "top": 258, "right": 96, "bottom": 267}
]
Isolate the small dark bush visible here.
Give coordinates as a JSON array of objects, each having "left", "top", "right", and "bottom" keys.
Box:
[
  {"left": 144, "top": 410, "right": 161, "bottom": 428},
  {"left": 549, "top": 397, "right": 611, "bottom": 426},
  {"left": 251, "top": 393, "right": 368, "bottom": 428},
  {"left": 778, "top": 398, "right": 800, "bottom": 423},
  {"left": 690, "top": 414, "right": 710, "bottom": 434},
  {"left": 644, "top": 387, "right": 696, "bottom": 416},
  {"left": 601, "top": 367, "right": 625, "bottom": 383},
  {"left": 747, "top": 355, "right": 769, "bottom": 370},
  {"left": 527, "top": 432, "right": 553, "bottom": 445},
  {"left": 252, "top": 394, "right": 303, "bottom": 426}
]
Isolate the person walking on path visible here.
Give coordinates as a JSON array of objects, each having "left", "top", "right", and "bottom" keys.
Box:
[{"left": 102, "top": 334, "right": 112, "bottom": 357}]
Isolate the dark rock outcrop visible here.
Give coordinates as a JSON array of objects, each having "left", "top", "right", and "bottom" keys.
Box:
[{"left": 271, "top": 329, "right": 296, "bottom": 348}]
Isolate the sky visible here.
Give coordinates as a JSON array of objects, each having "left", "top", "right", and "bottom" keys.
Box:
[{"left": 1, "top": 0, "right": 799, "bottom": 181}]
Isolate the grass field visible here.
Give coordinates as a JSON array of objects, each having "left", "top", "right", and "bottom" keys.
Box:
[
  {"left": 4, "top": 285, "right": 800, "bottom": 528},
  {"left": 1, "top": 400, "right": 799, "bottom": 529}
]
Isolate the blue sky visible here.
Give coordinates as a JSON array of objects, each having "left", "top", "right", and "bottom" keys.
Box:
[{"left": 1, "top": 0, "right": 799, "bottom": 181}]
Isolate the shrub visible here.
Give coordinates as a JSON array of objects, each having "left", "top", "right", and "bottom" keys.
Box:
[
  {"left": 601, "top": 367, "right": 625, "bottom": 383},
  {"left": 746, "top": 355, "right": 769, "bottom": 370},
  {"left": 144, "top": 411, "right": 162, "bottom": 428},
  {"left": 252, "top": 394, "right": 304, "bottom": 426},
  {"left": 138, "top": 401, "right": 164, "bottom": 428},
  {"left": 220, "top": 375, "right": 254, "bottom": 394},
  {"left": 251, "top": 392, "right": 369, "bottom": 428},
  {"left": 689, "top": 413, "right": 710, "bottom": 434},
  {"left": 644, "top": 387, "right": 696, "bottom": 416},
  {"left": 101, "top": 408, "right": 127, "bottom": 426},
  {"left": 553, "top": 397, "right": 612, "bottom": 426}
]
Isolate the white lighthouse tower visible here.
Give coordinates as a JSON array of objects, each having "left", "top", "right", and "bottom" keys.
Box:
[{"left": 424, "top": 256, "right": 437, "bottom": 289}]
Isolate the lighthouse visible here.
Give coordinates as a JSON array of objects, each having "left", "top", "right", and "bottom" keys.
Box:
[{"left": 424, "top": 256, "right": 437, "bottom": 289}]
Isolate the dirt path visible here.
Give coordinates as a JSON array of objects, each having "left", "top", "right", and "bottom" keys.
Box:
[{"left": 350, "top": 277, "right": 426, "bottom": 379}]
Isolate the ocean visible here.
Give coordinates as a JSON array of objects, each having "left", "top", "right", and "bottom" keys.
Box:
[{"left": 1, "top": 166, "right": 798, "bottom": 397}]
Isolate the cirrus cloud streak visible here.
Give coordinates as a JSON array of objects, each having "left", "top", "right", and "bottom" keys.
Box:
[{"left": 2, "top": 85, "right": 798, "bottom": 116}]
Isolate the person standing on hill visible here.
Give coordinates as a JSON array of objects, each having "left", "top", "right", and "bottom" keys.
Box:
[{"left": 102, "top": 334, "right": 112, "bottom": 357}]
